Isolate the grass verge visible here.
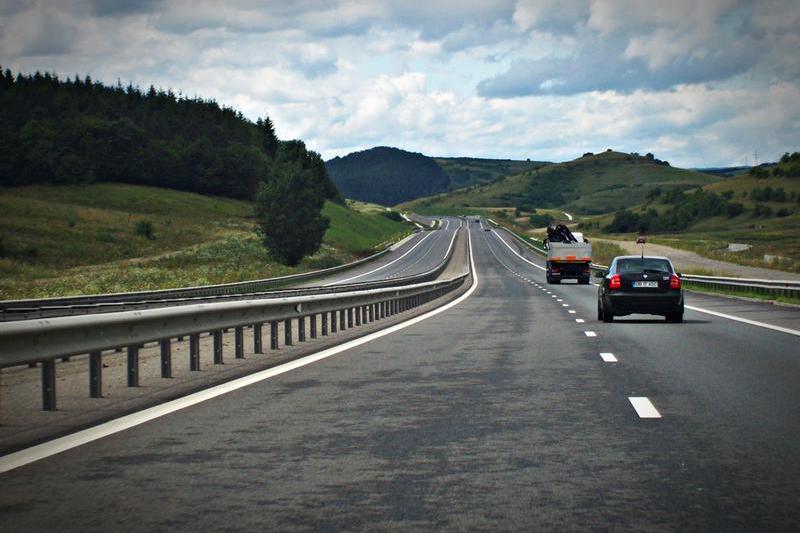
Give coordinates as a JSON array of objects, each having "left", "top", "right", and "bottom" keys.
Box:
[{"left": 0, "top": 184, "right": 411, "bottom": 299}]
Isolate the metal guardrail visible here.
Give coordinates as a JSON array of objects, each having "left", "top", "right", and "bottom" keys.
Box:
[
  {"left": 0, "top": 224, "right": 468, "bottom": 411},
  {"left": 491, "top": 222, "right": 800, "bottom": 298}
]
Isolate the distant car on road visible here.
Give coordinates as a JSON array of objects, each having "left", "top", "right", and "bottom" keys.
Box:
[{"left": 597, "top": 255, "right": 684, "bottom": 323}]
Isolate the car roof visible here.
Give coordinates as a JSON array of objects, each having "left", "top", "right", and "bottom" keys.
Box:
[{"left": 613, "top": 255, "right": 672, "bottom": 261}]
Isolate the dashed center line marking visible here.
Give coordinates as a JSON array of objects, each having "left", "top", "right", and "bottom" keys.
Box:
[
  {"left": 584, "top": 331, "right": 597, "bottom": 337},
  {"left": 556, "top": 299, "right": 563, "bottom": 302},
  {"left": 562, "top": 304, "right": 569, "bottom": 307},
  {"left": 568, "top": 310, "right": 576, "bottom": 314},
  {"left": 629, "top": 397, "right": 662, "bottom": 418},
  {"left": 575, "top": 318, "right": 585, "bottom": 323},
  {"left": 600, "top": 352, "right": 618, "bottom": 362}
]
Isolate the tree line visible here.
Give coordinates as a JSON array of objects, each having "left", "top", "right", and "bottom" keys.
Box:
[{"left": 0, "top": 67, "right": 343, "bottom": 264}]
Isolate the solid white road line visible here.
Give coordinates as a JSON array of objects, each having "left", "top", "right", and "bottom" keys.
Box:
[
  {"left": 325, "top": 230, "right": 435, "bottom": 285},
  {"left": 584, "top": 331, "right": 597, "bottom": 337},
  {"left": 0, "top": 230, "right": 481, "bottom": 475},
  {"left": 490, "top": 230, "right": 546, "bottom": 271},
  {"left": 563, "top": 211, "right": 574, "bottom": 221},
  {"left": 685, "top": 305, "right": 800, "bottom": 337},
  {"left": 629, "top": 397, "right": 661, "bottom": 418},
  {"left": 600, "top": 352, "right": 618, "bottom": 362}
]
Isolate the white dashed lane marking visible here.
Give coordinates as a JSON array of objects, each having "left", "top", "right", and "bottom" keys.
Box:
[
  {"left": 576, "top": 319, "right": 585, "bottom": 323},
  {"left": 629, "top": 397, "right": 662, "bottom": 418},
  {"left": 584, "top": 331, "right": 597, "bottom": 337},
  {"left": 600, "top": 352, "right": 618, "bottom": 362},
  {"left": 568, "top": 310, "right": 576, "bottom": 314}
]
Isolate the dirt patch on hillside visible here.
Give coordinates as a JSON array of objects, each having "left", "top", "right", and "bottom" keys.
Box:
[{"left": 594, "top": 238, "right": 800, "bottom": 280}]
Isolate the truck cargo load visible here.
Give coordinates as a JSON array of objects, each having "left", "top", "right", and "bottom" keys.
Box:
[{"left": 543, "top": 223, "right": 592, "bottom": 284}]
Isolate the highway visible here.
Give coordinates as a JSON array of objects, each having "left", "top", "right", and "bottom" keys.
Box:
[
  {"left": 310, "top": 217, "right": 460, "bottom": 286},
  {"left": 2, "top": 221, "right": 800, "bottom": 531}
]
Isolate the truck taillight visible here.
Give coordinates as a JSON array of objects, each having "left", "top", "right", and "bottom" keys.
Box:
[
  {"left": 609, "top": 274, "right": 621, "bottom": 290},
  {"left": 670, "top": 274, "right": 681, "bottom": 289},
  {"left": 551, "top": 265, "right": 560, "bottom": 272}
]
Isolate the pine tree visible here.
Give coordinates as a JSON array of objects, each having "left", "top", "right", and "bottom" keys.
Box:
[{"left": 261, "top": 115, "right": 278, "bottom": 158}]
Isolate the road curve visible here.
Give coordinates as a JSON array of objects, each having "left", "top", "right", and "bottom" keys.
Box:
[{"left": 1, "top": 222, "right": 799, "bottom": 531}]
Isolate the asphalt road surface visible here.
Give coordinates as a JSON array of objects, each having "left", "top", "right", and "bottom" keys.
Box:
[
  {"left": 1, "top": 221, "right": 799, "bottom": 531},
  {"left": 304, "top": 217, "right": 461, "bottom": 287}
]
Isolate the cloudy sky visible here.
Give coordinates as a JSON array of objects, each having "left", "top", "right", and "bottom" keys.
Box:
[{"left": 2, "top": 0, "right": 799, "bottom": 167}]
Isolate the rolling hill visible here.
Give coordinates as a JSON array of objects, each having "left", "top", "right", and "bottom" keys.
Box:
[
  {"left": 402, "top": 150, "right": 719, "bottom": 214},
  {"left": 434, "top": 157, "right": 548, "bottom": 189},
  {"left": 326, "top": 146, "right": 450, "bottom": 205}
]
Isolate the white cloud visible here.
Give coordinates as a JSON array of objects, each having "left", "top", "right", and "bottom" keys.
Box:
[{"left": 1, "top": 0, "right": 798, "bottom": 167}]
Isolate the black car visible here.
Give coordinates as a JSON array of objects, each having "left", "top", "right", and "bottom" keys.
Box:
[{"left": 597, "top": 255, "right": 684, "bottom": 323}]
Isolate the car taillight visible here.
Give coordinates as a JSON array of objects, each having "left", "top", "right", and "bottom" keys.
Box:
[
  {"left": 551, "top": 265, "right": 560, "bottom": 272},
  {"left": 670, "top": 274, "right": 681, "bottom": 289},
  {"left": 609, "top": 274, "right": 621, "bottom": 290}
]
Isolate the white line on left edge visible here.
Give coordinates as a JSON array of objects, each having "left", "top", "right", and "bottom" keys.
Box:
[{"left": 0, "top": 230, "right": 481, "bottom": 475}]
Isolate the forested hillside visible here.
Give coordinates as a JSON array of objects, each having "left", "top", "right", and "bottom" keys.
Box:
[
  {"left": 435, "top": 157, "right": 548, "bottom": 189},
  {"left": 326, "top": 146, "right": 450, "bottom": 205},
  {"left": 0, "top": 68, "right": 340, "bottom": 202}
]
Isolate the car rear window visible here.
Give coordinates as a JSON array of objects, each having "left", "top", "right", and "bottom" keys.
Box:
[{"left": 616, "top": 258, "right": 673, "bottom": 273}]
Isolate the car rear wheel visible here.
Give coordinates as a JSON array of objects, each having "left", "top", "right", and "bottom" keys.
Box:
[
  {"left": 602, "top": 302, "right": 614, "bottom": 322},
  {"left": 666, "top": 311, "right": 683, "bottom": 323}
]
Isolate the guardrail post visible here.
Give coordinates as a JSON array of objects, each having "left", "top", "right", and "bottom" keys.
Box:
[
  {"left": 347, "top": 308, "right": 353, "bottom": 329},
  {"left": 321, "top": 313, "right": 328, "bottom": 336},
  {"left": 42, "top": 360, "right": 56, "bottom": 411},
  {"left": 89, "top": 351, "right": 102, "bottom": 398},
  {"left": 270, "top": 321, "right": 279, "bottom": 349},
  {"left": 127, "top": 346, "right": 139, "bottom": 386},
  {"left": 254, "top": 323, "right": 263, "bottom": 354},
  {"left": 235, "top": 327, "right": 244, "bottom": 358},
  {"left": 160, "top": 339, "right": 172, "bottom": 378},
  {"left": 298, "top": 316, "right": 306, "bottom": 342},
  {"left": 214, "top": 330, "right": 224, "bottom": 364},
  {"left": 331, "top": 310, "right": 337, "bottom": 333},
  {"left": 189, "top": 334, "right": 200, "bottom": 371},
  {"left": 310, "top": 314, "right": 317, "bottom": 339},
  {"left": 284, "top": 319, "right": 293, "bottom": 345}
]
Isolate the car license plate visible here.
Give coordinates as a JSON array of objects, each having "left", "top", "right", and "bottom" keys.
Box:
[{"left": 633, "top": 281, "right": 659, "bottom": 288}]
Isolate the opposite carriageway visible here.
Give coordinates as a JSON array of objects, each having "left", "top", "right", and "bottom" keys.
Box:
[{"left": 0, "top": 218, "right": 466, "bottom": 418}]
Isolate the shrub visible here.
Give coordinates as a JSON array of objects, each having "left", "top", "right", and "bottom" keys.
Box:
[
  {"left": 753, "top": 204, "right": 773, "bottom": 217},
  {"left": 776, "top": 208, "right": 790, "bottom": 217},
  {"left": 134, "top": 220, "right": 156, "bottom": 240},
  {"left": 381, "top": 210, "right": 403, "bottom": 222}
]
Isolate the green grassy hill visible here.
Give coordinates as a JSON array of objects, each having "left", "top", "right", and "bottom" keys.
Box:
[
  {"left": 403, "top": 151, "right": 717, "bottom": 214},
  {"left": 0, "top": 183, "right": 411, "bottom": 299},
  {"left": 434, "top": 157, "right": 548, "bottom": 189}
]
